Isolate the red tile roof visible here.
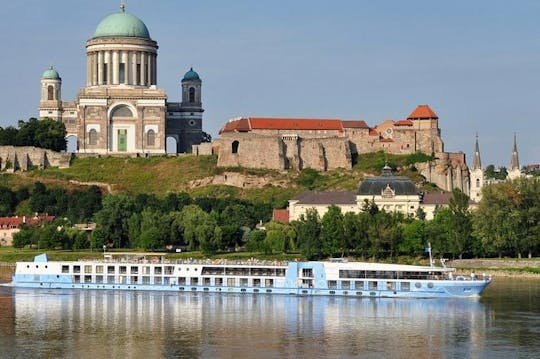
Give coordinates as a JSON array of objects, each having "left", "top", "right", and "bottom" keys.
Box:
[
  {"left": 342, "top": 120, "right": 369, "bottom": 129},
  {"left": 220, "top": 117, "right": 345, "bottom": 133},
  {"left": 272, "top": 209, "right": 289, "bottom": 223},
  {"left": 407, "top": 105, "right": 438, "bottom": 119},
  {"left": 394, "top": 119, "right": 413, "bottom": 126},
  {"left": 380, "top": 138, "right": 394, "bottom": 143},
  {"left": 368, "top": 129, "right": 379, "bottom": 136},
  {"left": 0, "top": 215, "right": 54, "bottom": 229}
]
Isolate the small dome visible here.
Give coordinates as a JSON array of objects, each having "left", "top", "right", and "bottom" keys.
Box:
[
  {"left": 357, "top": 166, "right": 419, "bottom": 196},
  {"left": 93, "top": 11, "right": 150, "bottom": 39},
  {"left": 182, "top": 68, "right": 201, "bottom": 82},
  {"left": 42, "top": 66, "right": 60, "bottom": 80}
]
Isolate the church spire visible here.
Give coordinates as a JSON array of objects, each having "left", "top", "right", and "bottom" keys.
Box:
[
  {"left": 510, "top": 133, "right": 520, "bottom": 170},
  {"left": 472, "top": 133, "right": 482, "bottom": 170}
]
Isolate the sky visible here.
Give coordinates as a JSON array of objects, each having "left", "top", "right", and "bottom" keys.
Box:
[{"left": 0, "top": 0, "right": 539, "bottom": 167}]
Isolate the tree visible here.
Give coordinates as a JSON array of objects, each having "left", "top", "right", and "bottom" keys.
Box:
[
  {"left": 93, "top": 194, "right": 137, "bottom": 248},
  {"left": 320, "top": 206, "right": 345, "bottom": 257},
  {"left": 400, "top": 220, "right": 426, "bottom": 255},
  {"left": 34, "top": 118, "right": 67, "bottom": 151},
  {"left": 293, "top": 209, "right": 322, "bottom": 260},
  {"left": 0, "top": 186, "right": 17, "bottom": 216},
  {"left": 447, "top": 188, "right": 473, "bottom": 259},
  {"left": 175, "top": 205, "right": 222, "bottom": 253}
]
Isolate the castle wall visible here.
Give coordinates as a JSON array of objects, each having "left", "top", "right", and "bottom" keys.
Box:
[
  {"left": 416, "top": 152, "right": 469, "bottom": 193},
  {"left": 216, "top": 135, "right": 285, "bottom": 169},
  {"left": 0, "top": 146, "right": 71, "bottom": 171}
]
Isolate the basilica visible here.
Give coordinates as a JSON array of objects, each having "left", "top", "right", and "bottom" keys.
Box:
[{"left": 38, "top": 5, "right": 203, "bottom": 154}]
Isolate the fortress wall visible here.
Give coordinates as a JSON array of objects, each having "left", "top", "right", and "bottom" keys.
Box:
[
  {"left": 216, "top": 136, "right": 284, "bottom": 169},
  {"left": 0, "top": 146, "right": 71, "bottom": 171}
]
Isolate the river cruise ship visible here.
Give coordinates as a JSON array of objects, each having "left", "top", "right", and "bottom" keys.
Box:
[{"left": 6, "top": 253, "right": 491, "bottom": 298}]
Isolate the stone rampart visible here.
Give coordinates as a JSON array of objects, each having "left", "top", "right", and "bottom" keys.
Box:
[{"left": 0, "top": 146, "right": 71, "bottom": 171}]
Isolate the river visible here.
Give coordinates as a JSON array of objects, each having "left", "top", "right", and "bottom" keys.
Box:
[{"left": 0, "top": 278, "right": 538, "bottom": 358}]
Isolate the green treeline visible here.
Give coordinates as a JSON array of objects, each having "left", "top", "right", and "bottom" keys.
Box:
[
  {"left": 5, "top": 177, "right": 540, "bottom": 260},
  {"left": 0, "top": 118, "right": 67, "bottom": 152}
]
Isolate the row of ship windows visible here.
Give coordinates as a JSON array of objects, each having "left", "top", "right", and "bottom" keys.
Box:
[
  {"left": 62, "top": 265, "right": 286, "bottom": 277},
  {"left": 71, "top": 275, "right": 276, "bottom": 287},
  {"left": 325, "top": 280, "right": 428, "bottom": 291}
]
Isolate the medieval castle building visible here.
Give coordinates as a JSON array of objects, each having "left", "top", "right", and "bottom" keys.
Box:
[
  {"left": 38, "top": 5, "right": 203, "bottom": 154},
  {"left": 214, "top": 105, "right": 470, "bottom": 193}
]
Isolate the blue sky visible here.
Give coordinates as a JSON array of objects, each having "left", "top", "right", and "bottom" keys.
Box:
[{"left": 1, "top": 0, "right": 538, "bottom": 166}]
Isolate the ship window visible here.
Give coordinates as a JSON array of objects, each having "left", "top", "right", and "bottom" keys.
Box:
[
  {"left": 240, "top": 278, "right": 248, "bottom": 287},
  {"left": 96, "top": 275, "right": 103, "bottom": 283},
  {"left": 265, "top": 279, "right": 274, "bottom": 287},
  {"left": 74, "top": 275, "right": 81, "bottom": 283},
  {"left": 73, "top": 265, "right": 81, "bottom": 274},
  {"left": 302, "top": 268, "right": 313, "bottom": 278},
  {"left": 62, "top": 265, "right": 69, "bottom": 273},
  {"left": 386, "top": 282, "right": 395, "bottom": 290},
  {"left": 328, "top": 281, "right": 337, "bottom": 289},
  {"left": 276, "top": 269, "right": 286, "bottom": 277},
  {"left": 415, "top": 282, "right": 422, "bottom": 288},
  {"left": 178, "top": 277, "right": 186, "bottom": 285},
  {"left": 369, "top": 281, "right": 378, "bottom": 290},
  {"left": 190, "top": 278, "right": 199, "bottom": 285},
  {"left": 96, "top": 266, "right": 103, "bottom": 274},
  {"left": 155, "top": 277, "right": 162, "bottom": 285},
  {"left": 154, "top": 267, "right": 162, "bottom": 275},
  {"left": 215, "top": 278, "right": 223, "bottom": 286},
  {"left": 119, "top": 266, "right": 127, "bottom": 274},
  {"left": 143, "top": 276, "right": 150, "bottom": 284},
  {"left": 131, "top": 266, "right": 138, "bottom": 274},
  {"left": 163, "top": 277, "right": 170, "bottom": 285},
  {"left": 401, "top": 282, "right": 410, "bottom": 291},
  {"left": 341, "top": 281, "right": 350, "bottom": 289},
  {"left": 84, "top": 265, "right": 92, "bottom": 274},
  {"left": 203, "top": 277, "right": 211, "bottom": 285},
  {"left": 107, "top": 276, "right": 115, "bottom": 283},
  {"left": 355, "top": 281, "right": 364, "bottom": 290},
  {"left": 165, "top": 266, "right": 174, "bottom": 275},
  {"left": 84, "top": 275, "right": 92, "bottom": 283},
  {"left": 143, "top": 266, "right": 151, "bottom": 275},
  {"left": 107, "top": 266, "right": 115, "bottom": 274},
  {"left": 427, "top": 282, "right": 434, "bottom": 288},
  {"left": 227, "top": 278, "right": 236, "bottom": 286}
]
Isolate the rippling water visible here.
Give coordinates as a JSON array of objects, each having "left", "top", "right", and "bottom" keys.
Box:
[{"left": 0, "top": 278, "right": 538, "bottom": 358}]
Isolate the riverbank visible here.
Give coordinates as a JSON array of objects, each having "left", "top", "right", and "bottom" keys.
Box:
[{"left": 450, "top": 258, "right": 540, "bottom": 278}]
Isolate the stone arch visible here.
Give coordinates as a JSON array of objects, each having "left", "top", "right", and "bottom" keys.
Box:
[
  {"left": 231, "top": 140, "right": 239, "bottom": 154},
  {"left": 110, "top": 104, "right": 134, "bottom": 118},
  {"left": 66, "top": 135, "right": 78, "bottom": 153},
  {"left": 166, "top": 136, "right": 178, "bottom": 154}
]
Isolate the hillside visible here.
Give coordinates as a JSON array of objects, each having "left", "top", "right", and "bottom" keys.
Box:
[{"left": 0, "top": 151, "right": 435, "bottom": 207}]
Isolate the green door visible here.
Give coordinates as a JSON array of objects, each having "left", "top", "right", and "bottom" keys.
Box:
[{"left": 118, "top": 129, "right": 127, "bottom": 151}]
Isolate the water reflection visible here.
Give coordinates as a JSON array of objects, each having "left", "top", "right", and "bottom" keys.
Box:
[{"left": 0, "top": 287, "right": 497, "bottom": 359}]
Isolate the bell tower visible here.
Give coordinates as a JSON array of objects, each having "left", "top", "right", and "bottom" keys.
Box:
[
  {"left": 39, "top": 66, "right": 62, "bottom": 121},
  {"left": 469, "top": 134, "right": 484, "bottom": 201}
]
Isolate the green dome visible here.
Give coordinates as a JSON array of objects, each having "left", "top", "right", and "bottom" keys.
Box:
[
  {"left": 182, "top": 68, "right": 200, "bottom": 82},
  {"left": 93, "top": 11, "right": 150, "bottom": 39},
  {"left": 42, "top": 66, "right": 60, "bottom": 80}
]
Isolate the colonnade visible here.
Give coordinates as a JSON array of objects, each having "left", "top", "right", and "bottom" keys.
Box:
[{"left": 86, "top": 49, "right": 157, "bottom": 87}]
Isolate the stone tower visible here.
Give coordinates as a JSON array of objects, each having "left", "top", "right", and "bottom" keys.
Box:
[
  {"left": 469, "top": 134, "right": 484, "bottom": 201},
  {"left": 165, "top": 68, "right": 204, "bottom": 153},
  {"left": 39, "top": 66, "right": 62, "bottom": 121},
  {"left": 507, "top": 134, "right": 522, "bottom": 180}
]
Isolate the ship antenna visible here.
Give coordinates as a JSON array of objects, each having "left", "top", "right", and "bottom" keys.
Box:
[{"left": 120, "top": 0, "right": 125, "bottom": 12}]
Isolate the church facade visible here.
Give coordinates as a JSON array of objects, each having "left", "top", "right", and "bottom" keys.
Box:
[{"left": 38, "top": 6, "right": 203, "bottom": 154}]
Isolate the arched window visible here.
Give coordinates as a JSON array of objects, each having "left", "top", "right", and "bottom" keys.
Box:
[
  {"left": 476, "top": 178, "right": 480, "bottom": 188},
  {"left": 147, "top": 129, "right": 156, "bottom": 146},
  {"left": 47, "top": 85, "right": 54, "bottom": 100},
  {"left": 231, "top": 140, "right": 239, "bottom": 154},
  {"left": 111, "top": 105, "right": 133, "bottom": 118},
  {"left": 88, "top": 129, "right": 97, "bottom": 145},
  {"left": 189, "top": 87, "right": 196, "bottom": 103}
]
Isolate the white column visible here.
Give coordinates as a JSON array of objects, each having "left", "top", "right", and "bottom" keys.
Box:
[
  {"left": 140, "top": 52, "right": 146, "bottom": 86},
  {"left": 97, "top": 51, "right": 103, "bottom": 85},
  {"left": 131, "top": 52, "right": 137, "bottom": 85},
  {"left": 112, "top": 50, "right": 119, "bottom": 85},
  {"left": 106, "top": 51, "right": 112, "bottom": 85},
  {"left": 86, "top": 53, "right": 91, "bottom": 86}
]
